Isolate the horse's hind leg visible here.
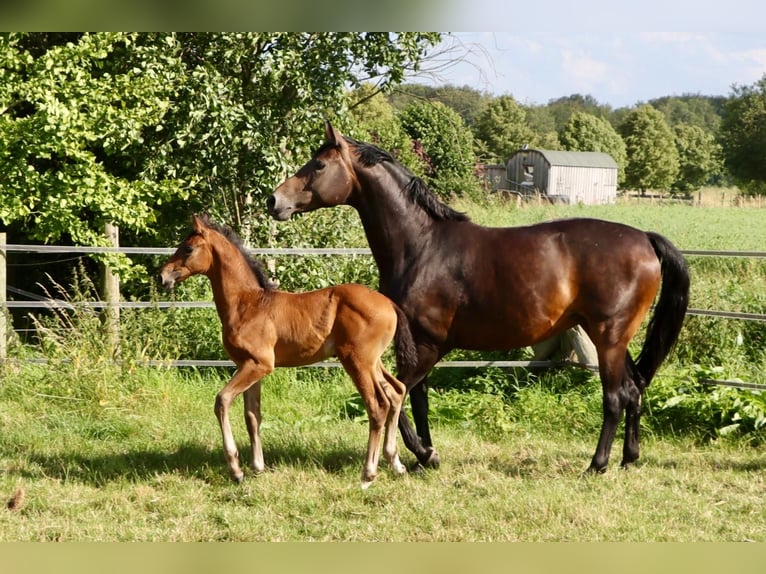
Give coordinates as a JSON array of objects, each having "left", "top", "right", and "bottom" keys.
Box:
[
  {"left": 621, "top": 352, "right": 644, "bottom": 468},
  {"left": 589, "top": 345, "right": 631, "bottom": 473},
  {"left": 243, "top": 382, "right": 265, "bottom": 474},
  {"left": 397, "top": 348, "right": 441, "bottom": 469},
  {"left": 380, "top": 365, "right": 407, "bottom": 476}
]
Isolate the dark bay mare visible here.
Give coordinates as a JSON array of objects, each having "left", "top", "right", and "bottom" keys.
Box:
[
  {"left": 268, "top": 122, "right": 691, "bottom": 474},
  {"left": 159, "top": 214, "right": 416, "bottom": 488}
]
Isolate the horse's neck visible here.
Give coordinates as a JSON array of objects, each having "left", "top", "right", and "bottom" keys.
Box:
[
  {"left": 353, "top": 165, "right": 435, "bottom": 284},
  {"left": 207, "top": 237, "right": 263, "bottom": 323}
]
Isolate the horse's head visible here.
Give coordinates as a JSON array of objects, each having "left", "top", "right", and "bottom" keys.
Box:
[
  {"left": 268, "top": 121, "right": 358, "bottom": 221},
  {"left": 159, "top": 214, "right": 215, "bottom": 289}
]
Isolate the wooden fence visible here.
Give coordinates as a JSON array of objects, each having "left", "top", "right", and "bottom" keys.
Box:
[{"left": 2, "top": 235, "right": 765, "bottom": 388}]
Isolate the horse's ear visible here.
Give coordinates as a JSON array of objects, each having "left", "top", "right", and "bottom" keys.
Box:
[
  {"left": 191, "top": 214, "right": 206, "bottom": 233},
  {"left": 324, "top": 121, "right": 344, "bottom": 147}
]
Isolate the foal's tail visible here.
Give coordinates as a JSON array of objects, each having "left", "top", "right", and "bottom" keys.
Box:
[
  {"left": 393, "top": 305, "right": 418, "bottom": 373},
  {"left": 635, "top": 232, "right": 690, "bottom": 387}
]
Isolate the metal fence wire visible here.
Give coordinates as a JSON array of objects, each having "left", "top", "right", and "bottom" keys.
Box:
[{"left": 2, "top": 242, "right": 765, "bottom": 389}]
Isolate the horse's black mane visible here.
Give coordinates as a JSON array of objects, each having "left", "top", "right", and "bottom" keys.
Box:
[
  {"left": 346, "top": 138, "right": 470, "bottom": 223},
  {"left": 201, "top": 216, "right": 276, "bottom": 290}
]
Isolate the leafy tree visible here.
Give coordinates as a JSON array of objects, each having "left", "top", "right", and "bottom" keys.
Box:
[
  {"left": 649, "top": 94, "right": 725, "bottom": 133},
  {"left": 139, "top": 32, "right": 442, "bottom": 244},
  {"left": 546, "top": 93, "right": 613, "bottom": 132},
  {"left": 472, "top": 95, "right": 539, "bottom": 164},
  {"left": 559, "top": 111, "right": 627, "bottom": 185},
  {"left": 672, "top": 123, "right": 723, "bottom": 195},
  {"left": 719, "top": 75, "right": 766, "bottom": 196},
  {"left": 0, "top": 32, "right": 184, "bottom": 246},
  {"left": 398, "top": 100, "right": 477, "bottom": 198},
  {"left": 345, "top": 83, "right": 426, "bottom": 178},
  {"left": 390, "top": 83, "right": 489, "bottom": 128},
  {"left": 619, "top": 104, "right": 679, "bottom": 194},
  {"left": 0, "top": 32, "right": 442, "bottom": 250},
  {"left": 523, "top": 104, "right": 560, "bottom": 149}
]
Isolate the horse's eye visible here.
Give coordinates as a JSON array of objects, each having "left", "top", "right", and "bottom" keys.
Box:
[
  {"left": 315, "top": 160, "right": 325, "bottom": 170},
  {"left": 183, "top": 245, "right": 194, "bottom": 255}
]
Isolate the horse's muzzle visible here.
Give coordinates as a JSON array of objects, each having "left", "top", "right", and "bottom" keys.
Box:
[{"left": 266, "top": 194, "right": 293, "bottom": 221}]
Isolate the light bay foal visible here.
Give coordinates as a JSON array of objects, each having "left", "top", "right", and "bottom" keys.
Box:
[{"left": 159, "top": 214, "right": 415, "bottom": 488}]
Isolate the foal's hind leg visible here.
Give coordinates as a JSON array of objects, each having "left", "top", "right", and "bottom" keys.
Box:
[
  {"left": 380, "top": 365, "right": 407, "bottom": 477},
  {"left": 339, "top": 357, "right": 389, "bottom": 489},
  {"left": 243, "top": 383, "right": 265, "bottom": 474}
]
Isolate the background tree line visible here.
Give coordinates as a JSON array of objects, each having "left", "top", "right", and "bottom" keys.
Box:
[{"left": 2, "top": 32, "right": 766, "bottom": 264}]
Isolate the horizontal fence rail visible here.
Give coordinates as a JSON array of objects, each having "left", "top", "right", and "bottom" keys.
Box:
[
  {"left": 3, "top": 242, "right": 765, "bottom": 390},
  {"left": 4, "top": 244, "right": 766, "bottom": 258}
]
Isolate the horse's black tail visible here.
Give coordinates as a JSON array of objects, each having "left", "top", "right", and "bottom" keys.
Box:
[
  {"left": 635, "top": 232, "right": 690, "bottom": 386},
  {"left": 393, "top": 304, "right": 418, "bottom": 373}
]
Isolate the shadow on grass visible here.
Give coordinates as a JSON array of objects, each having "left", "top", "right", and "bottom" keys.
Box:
[{"left": 22, "top": 440, "right": 364, "bottom": 487}]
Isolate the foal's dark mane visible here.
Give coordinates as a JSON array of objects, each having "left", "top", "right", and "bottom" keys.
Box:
[
  {"left": 201, "top": 217, "right": 275, "bottom": 290},
  {"left": 344, "top": 137, "right": 470, "bottom": 223}
]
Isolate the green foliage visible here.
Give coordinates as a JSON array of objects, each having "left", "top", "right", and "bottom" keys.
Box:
[
  {"left": 646, "top": 367, "right": 766, "bottom": 443},
  {"left": 138, "top": 32, "right": 441, "bottom": 244},
  {"left": 619, "top": 104, "right": 680, "bottom": 193},
  {"left": 0, "top": 32, "right": 185, "bottom": 245},
  {"left": 650, "top": 94, "right": 725, "bottom": 133},
  {"left": 545, "top": 93, "right": 615, "bottom": 132},
  {"left": 345, "top": 84, "right": 426, "bottom": 178},
  {"left": 559, "top": 111, "right": 627, "bottom": 185},
  {"left": 472, "top": 95, "right": 539, "bottom": 163},
  {"left": 672, "top": 123, "right": 723, "bottom": 195},
  {"left": 719, "top": 74, "right": 766, "bottom": 196},
  {"left": 398, "top": 100, "right": 478, "bottom": 198},
  {"left": 389, "top": 83, "right": 490, "bottom": 129},
  {"left": 0, "top": 32, "right": 441, "bottom": 250}
]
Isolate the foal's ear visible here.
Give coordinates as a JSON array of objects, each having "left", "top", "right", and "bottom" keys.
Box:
[{"left": 191, "top": 214, "right": 206, "bottom": 234}]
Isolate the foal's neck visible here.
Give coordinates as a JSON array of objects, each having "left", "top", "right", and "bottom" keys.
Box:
[{"left": 206, "top": 234, "right": 265, "bottom": 323}]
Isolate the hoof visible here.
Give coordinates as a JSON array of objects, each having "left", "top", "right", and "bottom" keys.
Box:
[
  {"left": 360, "top": 480, "right": 374, "bottom": 490},
  {"left": 584, "top": 464, "right": 607, "bottom": 475},
  {"left": 230, "top": 470, "right": 245, "bottom": 484},
  {"left": 392, "top": 461, "right": 408, "bottom": 476},
  {"left": 410, "top": 448, "right": 440, "bottom": 473}
]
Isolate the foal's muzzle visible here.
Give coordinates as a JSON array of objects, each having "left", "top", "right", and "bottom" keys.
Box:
[{"left": 159, "top": 268, "right": 179, "bottom": 291}]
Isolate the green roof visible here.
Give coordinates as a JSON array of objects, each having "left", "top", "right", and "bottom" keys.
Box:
[{"left": 522, "top": 149, "right": 618, "bottom": 169}]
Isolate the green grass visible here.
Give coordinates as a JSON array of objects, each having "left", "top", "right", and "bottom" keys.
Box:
[{"left": 2, "top": 365, "right": 766, "bottom": 542}]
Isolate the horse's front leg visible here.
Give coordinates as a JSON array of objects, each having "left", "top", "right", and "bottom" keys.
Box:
[
  {"left": 215, "top": 360, "right": 272, "bottom": 483},
  {"left": 243, "top": 382, "right": 265, "bottom": 474}
]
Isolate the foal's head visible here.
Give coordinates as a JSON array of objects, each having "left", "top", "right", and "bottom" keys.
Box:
[
  {"left": 268, "top": 121, "right": 360, "bottom": 221},
  {"left": 160, "top": 214, "right": 275, "bottom": 291},
  {"left": 159, "top": 214, "right": 216, "bottom": 289}
]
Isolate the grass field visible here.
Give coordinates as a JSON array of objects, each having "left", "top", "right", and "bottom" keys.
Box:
[
  {"left": 1, "top": 194, "right": 765, "bottom": 541},
  {"left": 2, "top": 366, "right": 766, "bottom": 542}
]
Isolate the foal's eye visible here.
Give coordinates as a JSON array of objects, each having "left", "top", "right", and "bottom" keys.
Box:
[{"left": 315, "top": 160, "right": 325, "bottom": 170}]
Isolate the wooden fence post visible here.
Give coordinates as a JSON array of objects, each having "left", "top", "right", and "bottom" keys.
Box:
[
  {"left": 102, "top": 222, "right": 120, "bottom": 354},
  {"left": 1, "top": 232, "right": 6, "bottom": 364}
]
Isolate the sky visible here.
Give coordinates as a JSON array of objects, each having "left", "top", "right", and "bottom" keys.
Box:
[{"left": 412, "top": 31, "right": 766, "bottom": 109}]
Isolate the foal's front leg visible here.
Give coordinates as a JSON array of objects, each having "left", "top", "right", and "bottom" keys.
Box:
[{"left": 215, "top": 360, "right": 272, "bottom": 483}]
